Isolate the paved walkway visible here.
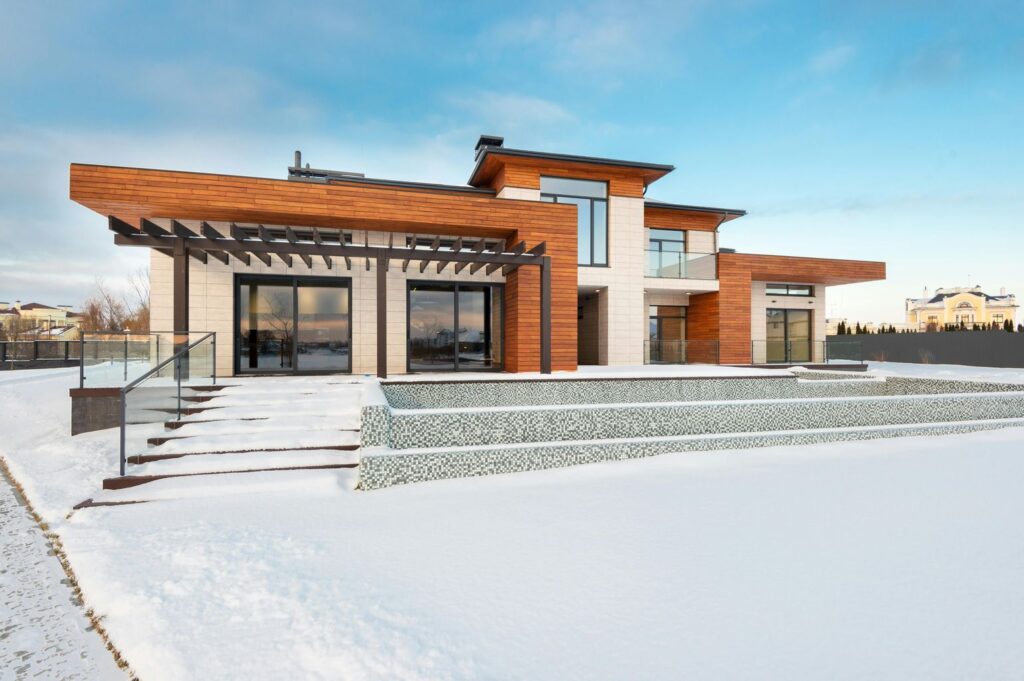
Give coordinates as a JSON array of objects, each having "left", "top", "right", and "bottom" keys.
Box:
[{"left": 0, "top": 473, "right": 125, "bottom": 680}]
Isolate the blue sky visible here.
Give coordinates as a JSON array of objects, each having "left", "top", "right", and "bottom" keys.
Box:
[{"left": 1, "top": 0, "right": 1022, "bottom": 322}]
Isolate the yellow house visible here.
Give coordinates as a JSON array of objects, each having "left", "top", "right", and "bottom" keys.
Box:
[
  {"left": 0, "top": 301, "right": 83, "bottom": 338},
  {"left": 905, "top": 286, "right": 1018, "bottom": 330}
]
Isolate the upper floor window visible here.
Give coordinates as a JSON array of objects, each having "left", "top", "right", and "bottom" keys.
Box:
[
  {"left": 766, "top": 283, "right": 814, "bottom": 297},
  {"left": 540, "top": 176, "right": 608, "bottom": 266},
  {"left": 646, "top": 228, "right": 685, "bottom": 277}
]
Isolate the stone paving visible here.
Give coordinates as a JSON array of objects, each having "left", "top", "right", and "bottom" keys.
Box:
[{"left": 0, "top": 474, "right": 125, "bottom": 681}]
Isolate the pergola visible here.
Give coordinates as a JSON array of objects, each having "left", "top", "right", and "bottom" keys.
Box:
[{"left": 108, "top": 217, "right": 552, "bottom": 377}]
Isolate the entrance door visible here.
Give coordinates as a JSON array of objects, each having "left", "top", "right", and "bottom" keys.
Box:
[
  {"left": 237, "top": 276, "right": 351, "bottom": 374},
  {"left": 648, "top": 305, "right": 686, "bottom": 363},
  {"left": 766, "top": 308, "right": 811, "bottom": 363},
  {"left": 408, "top": 282, "right": 502, "bottom": 371}
]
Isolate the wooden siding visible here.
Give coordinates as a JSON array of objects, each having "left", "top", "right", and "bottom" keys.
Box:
[
  {"left": 475, "top": 155, "right": 663, "bottom": 197},
  {"left": 692, "top": 253, "right": 886, "bottom": 364},
  {"left": 643, "top": 206, "right": 729, "bottom": 232},
  {"left": 70, "top": 163, "right": 580, "bottom": 373}
]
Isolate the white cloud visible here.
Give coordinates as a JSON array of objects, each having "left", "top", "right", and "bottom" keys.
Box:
[
  {"left": 809, "top": 44, "right": 856, "bottom": 74},
  {"left": 446, "top": 91, "right": 575, "bottom": 131}
]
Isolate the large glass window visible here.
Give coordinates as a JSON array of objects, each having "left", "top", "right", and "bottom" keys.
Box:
[
  {"left": 237, "top": 276, "right": 351, "bottom": 374},
  {"left": 646, "top": 228, "right": 685, "bottom": 277},
  {"left": 647, "top": 305, "right": 686, "bottom": 363},
  {"left": 766, "top": 308, "right": 811, "bottom": 363},
  {"left": 766, "top": 283, "right": 814, "bottom": 297},
  {"left": 540, "top": 176, "right": 608, "bottom": 266},
  {"left": 408, "top": 282, "right": 503, "bottom": 372}
]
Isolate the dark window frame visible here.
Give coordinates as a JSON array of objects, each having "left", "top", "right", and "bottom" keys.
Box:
[
  {"left": 406, "top": 280, "right": 505, "bottom": 373},
  {"left": 766, "top": 283, "right": 814, "bottom": 297},
  {"left": 540, "top": 176, "right": 609, "bottom": 267},
  {"left": 233, "top": 273, "right": 353, "bottom": 376}
]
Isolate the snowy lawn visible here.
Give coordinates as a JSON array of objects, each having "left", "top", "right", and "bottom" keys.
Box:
[{"left": 3, "top": 364, "right": 1024, "bottom": 679}]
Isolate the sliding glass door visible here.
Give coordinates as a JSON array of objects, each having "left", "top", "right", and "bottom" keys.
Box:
[
  {"left": 408, "top": 282, "right": 502, "bottom": 371},
  {"left": 236, "top": 276, "right": 351, "bottom": 374},
  {"left": 766, "top": 308, "right": 811, "bottom": 363}
]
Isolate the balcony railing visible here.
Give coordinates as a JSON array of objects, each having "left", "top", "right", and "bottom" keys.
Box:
[
  {"left": 645, "top": 250, "right": 717, "bottom": 280},
  {"left": 78, "top": 331, "right": 215, "bottom": 389},
  {"left": 750, "top": 339, "right": 864, "bottom": 365},
  {"left": 644, "top": 340, "right": 720, "bottom": 365}
]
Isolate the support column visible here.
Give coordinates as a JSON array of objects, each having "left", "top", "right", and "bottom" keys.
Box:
[
  {"left": 172, "top": 240, "right": 190, "bottom": 352},
  {"left": 540, "top": 255, "right": 551, "bottom": 374},
  {"left": 376, "top": 254, "right": 387, "bottom": 379}
]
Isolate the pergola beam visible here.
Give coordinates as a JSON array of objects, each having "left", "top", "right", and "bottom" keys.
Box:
[
  {"left": 203, "top": 222, "right": 250, "bottom": 265},
  {"left": 259, "top": 224, "right": 292, "bottom": 267},
  {"left": 488, "top": 241, "right": 526, "bottom": 275},
  {"left": 286, "top": 227, "right": 313, "bottom": 268},
  {"left": 311, "top": 228, "right": 332, "bottom": 269},
  {"left": 231, "top": 223, "right": 271, "bottom": 266},
  {"left": 458, "top": 239, "right": 488, "bottom": 274},
  {"left": 419, "top": 236, "right": 441, "bottom": 273}
]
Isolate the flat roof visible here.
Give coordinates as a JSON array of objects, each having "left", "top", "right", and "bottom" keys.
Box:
[
  {"left": 468, "top": 146, "right": 675, "bottom": 187},
  {"left": 644, "top": 199, "right": 747, "bottom": 219},
  {"left": 289, "top": 166, "right": 495, "bottom": 196}
]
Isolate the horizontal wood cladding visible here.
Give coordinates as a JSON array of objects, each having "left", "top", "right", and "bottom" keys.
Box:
[
  {"left": 697, "top": 253, "right": 886, "bottom": 364},
  {"left": 643, "top": 206, "right": 727, "bottom": 232},
  {"left": 477, "top": 156, "right": 652, "bottom": 197},
  {"left": 505, "top": 225, "right": 578, "bottom": 373},
  {"left": 722, "top": 252, "right": 886, "bottom": 286},
  {"left": 70, "top": 164, "right": 576, "bottom": 239}
]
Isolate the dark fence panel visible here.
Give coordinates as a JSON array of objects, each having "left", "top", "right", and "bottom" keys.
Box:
[{"left": 828, "top": 332, "right": 1024, "bottom": 368}]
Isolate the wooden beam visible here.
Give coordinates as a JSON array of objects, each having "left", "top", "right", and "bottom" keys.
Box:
[
  {"left": 311, "top": 228, "right": 332, "bottom": 269},
  {"left": 487, "top": 241, "right": 525, "bottom": 275},
  {"left": 502, "top": 241, "right": 536, "bottom": 275},
  {"left": 107, "top": 215, "right": 138, "bottom": 237},
  {"left": 231, "top": 223, "right": 271, "bottom": 266},
  {"left": 259, "top": 224, "right": 292, "bottom": 267},
  {"left": 286, "top": 227, "right": 313, "bottom": 268},
  {"left": 420, "top": 236, "right": 440, "bottom": 273},
  {"left": 459, "top": 239, "right": 487, "bottom": 274},
  {"left": 203, "top": 222, "right": 250, "bottom": 265},
  {"left": 438, "top": 237, "right": 461, "bottom": 273}
]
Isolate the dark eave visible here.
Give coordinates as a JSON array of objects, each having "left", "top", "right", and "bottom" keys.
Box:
[
  {"left": 468, "top": 147, "right": 675, "bottom": 186},
  {"left": 644, "top": 200, "right": 747, "bottom": 221},
  {"left": 288, "top": 166, "right": 495, "bottom": 196}
]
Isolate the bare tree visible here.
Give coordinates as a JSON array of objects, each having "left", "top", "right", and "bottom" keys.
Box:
[{"left": 124, "top": 267, "right": 150, "bottom": 332}]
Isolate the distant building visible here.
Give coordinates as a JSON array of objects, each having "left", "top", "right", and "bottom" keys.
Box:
[
  {"left": 0, "top": 301, "right": 82, "bottom": 338},
  {"left": 905, "top": 286, "right": 1017, "bottom": 331}
]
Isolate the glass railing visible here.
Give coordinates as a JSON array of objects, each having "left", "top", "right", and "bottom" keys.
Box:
[
  {"left": 644, "top": 340, "right": 720, "bottom": 365},
  {"left": 79, "top": 331, "right": 215, "bottom": 388},
  {"left": 119, "top": 333, "right": 217, "bottom": 476},
  {"left": 645, "top": 250, "right": 717, "bottom": 280},
  {"left": 0, "top": 340, "right": 81, "bottom": 368},
  {"left": 750, "top": 339, "right": 863, "bottom": 365}
]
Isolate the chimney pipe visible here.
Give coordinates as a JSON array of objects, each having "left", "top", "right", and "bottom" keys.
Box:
[{"left": 294, "top": 150, "right": 302, "bottom": 168}]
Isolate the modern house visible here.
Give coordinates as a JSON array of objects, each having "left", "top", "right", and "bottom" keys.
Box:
[
  {"left": 69, "top": 136, "right": 885, "bottom": 377},
  {"left": 0, "top": 301, "right": 82, "bottom": 339},
  {"left": 906, "top": 286, "right": 1017, "bottom": 331}
]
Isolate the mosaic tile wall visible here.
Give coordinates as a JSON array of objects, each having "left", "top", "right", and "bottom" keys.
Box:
[
  {"left": 380, "top": 374, "right": 1018, "bottom": 410},
  {"left": 358, "top": 417, "right": 1024, "bottom": 490},
  {"left": 383, "top": 392, "right": 1024, "bottom": 449}
]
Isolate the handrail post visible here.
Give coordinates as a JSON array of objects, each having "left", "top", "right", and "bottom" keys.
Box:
[
  {"left": 124, "top": 334, "right": 129, "bottom": 381},
  {"left": 79, "top": 335, "right": 85, "bottom": 387},
  {"left": 119, "top": 391, "right": 127, "bottom": 476},
  {"left": 211, "top": 333, "right": 217, "bottom": 385},
  {"left": 175, "top": 356, "right": 182, "bottom": 420}
]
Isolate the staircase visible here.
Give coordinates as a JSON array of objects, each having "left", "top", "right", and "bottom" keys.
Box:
[{"left": 102, "top": 378, "right": 364, "bottom": 491}]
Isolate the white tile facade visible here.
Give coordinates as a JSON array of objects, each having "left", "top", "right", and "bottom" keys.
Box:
[
  {"left": 750, "top": 280, "right": 827, "bottom": 363},
  {"left": 150, "top": 229, "right": 506, "bottom": 377}
]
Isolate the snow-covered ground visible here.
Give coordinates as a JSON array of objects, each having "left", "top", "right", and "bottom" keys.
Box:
[
  {"left": 3, "top": 363, "right": 1024, "bottom": 679},
  {"left": 866, "top": 360, "right": 1024, "bottom": 384},
  {"left": 0, "top": 472, "right": 125, "bottom": 680}
]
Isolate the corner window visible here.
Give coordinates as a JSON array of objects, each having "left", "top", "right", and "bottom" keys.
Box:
[
  {"left": 540, "top": 176, "right": 608, "bottom": 266},
  {"left": 766, "top": 283, "right": 813, "bottom": 297}
]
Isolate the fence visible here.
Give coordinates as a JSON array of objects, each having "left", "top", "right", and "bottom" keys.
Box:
[{"left": 829, "top": 331, "right": 1024, "bottom": 368}]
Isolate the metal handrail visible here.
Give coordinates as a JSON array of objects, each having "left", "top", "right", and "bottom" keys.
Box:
[
  {"left": 79, "top": 330, "right": 214, "bottom": 388},
  {"left": 118, "top": 332, "right": 216, "bottom": 476}
]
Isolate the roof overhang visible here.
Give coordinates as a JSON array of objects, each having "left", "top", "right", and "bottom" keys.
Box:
[
  {"left": 721, "top": 252, "right": 886, "bottom": 286},
  {"left": 644, "top": 200, "right": 747, "bottom": 224},
  {"left": 468, "top": 147, "right": 674, "bottom": 188}
]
